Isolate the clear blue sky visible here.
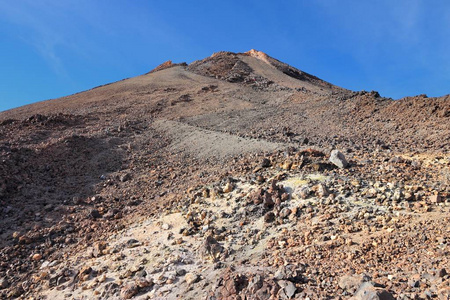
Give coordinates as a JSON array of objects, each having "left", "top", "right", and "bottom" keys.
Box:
[{"left": 1, "top": 1, "right": 450, "bottom": 112}]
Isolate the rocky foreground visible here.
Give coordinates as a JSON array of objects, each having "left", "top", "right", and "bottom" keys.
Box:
[{"left": 2, "top": 146, "right": 448, "bottom": 299}]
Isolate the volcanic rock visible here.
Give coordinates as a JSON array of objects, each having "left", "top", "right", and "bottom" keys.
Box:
[
  {"left": 329, "top": 149, "right": 349, "bottom": 168},
  {"left": 352, "top": 282, "right": 395, "bottom": 300}
]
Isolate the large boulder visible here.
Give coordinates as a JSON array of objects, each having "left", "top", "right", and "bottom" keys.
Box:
[
  {"left": 329, "top": 150, "right": 349, "bottom": 169},
  {"left": 351, "top": 282, "right": 395, "bottom": 300}
]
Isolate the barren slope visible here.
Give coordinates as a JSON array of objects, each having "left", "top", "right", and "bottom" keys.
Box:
[{"left": 0, "top": 50, "right": 449, "bottom": 299}]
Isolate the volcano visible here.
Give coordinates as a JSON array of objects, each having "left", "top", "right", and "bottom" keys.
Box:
[{"left": 0, "top": 50, "right": 449, "bottom": 299}]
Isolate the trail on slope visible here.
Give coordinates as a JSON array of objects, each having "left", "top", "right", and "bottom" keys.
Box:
[{"left": 153, "top": 119, "right": 285, "bottom": 159}]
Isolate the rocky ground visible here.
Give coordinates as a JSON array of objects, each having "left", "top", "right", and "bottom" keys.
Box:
[{"left": 0, "top": 50, "right": 449, "bottom": 299}]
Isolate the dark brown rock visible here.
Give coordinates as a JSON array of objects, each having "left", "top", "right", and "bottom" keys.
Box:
[{"left": 264, "top": 212, "right": 276, "bottom": 223}]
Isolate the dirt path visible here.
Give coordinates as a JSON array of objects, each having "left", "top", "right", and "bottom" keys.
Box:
[{"left": 153, "top": 119, "right": 286, "bottom": 159}]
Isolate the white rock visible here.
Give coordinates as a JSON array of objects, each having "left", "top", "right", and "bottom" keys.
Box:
[
  {"left": 40, "top": 261, "right": 50, "bottom": 269},
  {"left": 329, "top": 150, "right": 348, "bottom": 169}
]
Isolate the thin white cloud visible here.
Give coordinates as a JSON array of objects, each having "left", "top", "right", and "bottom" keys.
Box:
[
  {"left": 0, "top": 1, "right": 199, "bottom": 76},
  {"left": 0, "top": 1, "right": 71, "bottom": 76},
  {"left": 315, "top": 0, "right": 423, "bottom": 45},
  {"left": 385, "top": 0, "right": 422, "bottom": 44}
]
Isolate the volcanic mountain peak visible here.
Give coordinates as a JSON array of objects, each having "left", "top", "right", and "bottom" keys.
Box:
[
  {"left": 0, "top": 49, "right": 449, "bottom": 299},
  {"left": 142, "top": 50, "right": 343, "bottom": 97},
  {"left": 245, "top": 49, "right": 271, "bottom": 63},
  {"left": 182, "top": 49, "right": 340, "bottom": 94}
]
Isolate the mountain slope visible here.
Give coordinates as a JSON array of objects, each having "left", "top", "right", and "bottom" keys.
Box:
[
  {"left": 1, "top": 50, "right": 448, "bottom": 152},
  {"left": 0, "top": 50, "right": 449, "bottom": 299}
]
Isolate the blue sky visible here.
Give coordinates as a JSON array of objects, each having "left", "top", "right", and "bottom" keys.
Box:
[{"left": 1, "top": 1, "right": 450, "bottom": 112}]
